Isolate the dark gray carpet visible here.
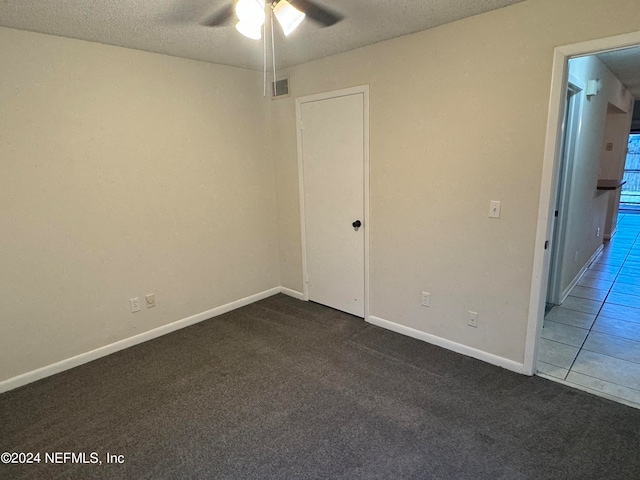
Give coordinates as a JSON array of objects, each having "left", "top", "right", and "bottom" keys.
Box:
[{"left": 2, "top": 294, "right": 640, "bottom": 479}]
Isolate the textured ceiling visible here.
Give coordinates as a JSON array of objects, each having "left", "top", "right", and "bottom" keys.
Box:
[
  {"left": 1, "top": 1, "right": 637, "bottom": 101},
  {"left": 597, "top": 46, "right": 640, "bottom": 99},
  {"left": 0, "top": 0, "right": 526, "bottom": 70}
]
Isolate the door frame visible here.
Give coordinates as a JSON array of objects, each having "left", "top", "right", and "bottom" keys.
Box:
[
  {"left": 524, "top": 31, "right": 640, "bottom": 375},
  {"left": 546, "top": 78, "right": 584, "bottom": 305},
  {"left": 295, "top": 85, "right": 370, "bottom": 319}
]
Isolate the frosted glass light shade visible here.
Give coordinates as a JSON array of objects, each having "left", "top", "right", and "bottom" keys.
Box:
[
  {"left": 235, "top": 0, "right": 265, "bottom": 40},
  {"left": 235, "top": 20, "right": 263, "bottom": 40},
  {"left": 235, "top": 0, "right": 265, "bottom": 24},
  {"left": 273, "top": 0, "right": 305, "bottom": 36}
]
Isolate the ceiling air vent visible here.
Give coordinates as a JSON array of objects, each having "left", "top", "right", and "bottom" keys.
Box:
[{"left": 271, "top": 77, "right": 290, "bottom": 99}]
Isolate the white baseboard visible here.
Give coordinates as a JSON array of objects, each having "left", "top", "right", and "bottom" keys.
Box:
[
  {"left": 0, "top": 287, "right": 282, "bottom": 394},
  {"left": 1, "top": 288, "right": 526, "bottom": 393},
  {"left": 280, "top": 287, "right": 304, "bottom": 300},
  {"left": 559, "top": 244, "right": 604, "bottom": 304},
  {"left": 367, "top": 315, "right": 526, "bottom": 374}
]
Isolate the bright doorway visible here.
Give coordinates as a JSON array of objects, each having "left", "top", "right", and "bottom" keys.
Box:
[
  {"left": 526, "top": 31, "right": 640, "bottom": 409},
  {"left": 620, "top": 134, "right": 640, "bottom": 208}
]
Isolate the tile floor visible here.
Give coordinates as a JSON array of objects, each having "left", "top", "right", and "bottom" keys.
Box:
[{"left": 537, "top": 212, "right": 640, "bottom": 408}]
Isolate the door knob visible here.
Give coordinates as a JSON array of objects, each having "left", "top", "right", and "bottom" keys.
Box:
[{"left": 352, "top": 220, "right": 362, "bottom": 231}]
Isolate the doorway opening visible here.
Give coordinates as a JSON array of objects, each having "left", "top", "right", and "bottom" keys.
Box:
[{"left": 527, "top": 31, "right": 640, "bottom": 409}]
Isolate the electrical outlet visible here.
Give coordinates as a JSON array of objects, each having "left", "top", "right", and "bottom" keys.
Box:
[
  {"left": 130, "top": 297, "right": 140, "bottom": 313},
  {"left": 597, "top": 227, "right": 600, "bottom": 238},
  {"left": 421, "top": 291, "right": 431, "bottom": 307},
  {"left": 574, "top": 251, "right": 578, "bottom": 262},
  {"left": 145, "top": 293, "right": 155, "bottom": 308},
  {"left": 468, "top": 311, "right": 478, "bottom": 328}
]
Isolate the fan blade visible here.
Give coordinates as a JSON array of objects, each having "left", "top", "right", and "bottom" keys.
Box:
[
  {"left": 289, "top": 0, "right": 343, "bottom": 27},
  {"left": 202, "top": 4, "right": 234, "bottom": 27}
]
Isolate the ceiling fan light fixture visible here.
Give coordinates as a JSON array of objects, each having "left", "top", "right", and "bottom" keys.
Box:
[
  {"left": 234, "top": 0, "right": 265, "bottom": 40},
  {"left": 235, "top": 20, "right": 263, "bottom": 40},
  {"left": 235, "top": 0, "right": 265, "bottom": 25},
  {"left": 273, "top": 0, "right": 305, "bottom": 36}
]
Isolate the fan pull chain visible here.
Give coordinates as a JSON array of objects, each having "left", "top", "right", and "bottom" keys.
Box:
[
  {"left": 263, "top": 3, "right": 267, "bottom": 97},
  {"left": 270, "top": 4, "right": 277, "bottom": 97}
]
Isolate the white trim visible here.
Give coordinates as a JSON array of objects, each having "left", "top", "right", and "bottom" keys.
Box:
[
  {"left": 295, "top": 97, "right": 309, "bottom": 301},
  {"left": 604, "top": 227, "right": 616, "bottom": 241},
  {"left": 567, "top": 74, "right": 586, "bottom": 93},
  {"left": 546, "top": 78, "right": 585, "bottom": 305},
  {"left": 0, "top": 287, "right": 281, "bottom": 394},
  {"left": 295, "top": 85, "right": 371, "bottom": 319},
  {"left": 558, "top": 244, "right": 603, "bottom": 304},
  {"left": 525, "top": 30, "right": 640, "bottom": 376},
  {"left": 280, "top": 287, "right": 305, "bottom": 300},
  {"left": 363, "top": 88, "right": 371, "bottom": 323},
  {"left": 523, "top": 47, "right": 568, "bottom": 375},
  {"left": 368, "top": 316, "right": 526, "bottom": 375},
  {"left": 295, "top": 85, "right": 370, "bottom": 106}
]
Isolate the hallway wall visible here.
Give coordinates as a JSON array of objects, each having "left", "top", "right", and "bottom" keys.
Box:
[{"left": 559, "top": 56, "right": 634, "bottom": 295}]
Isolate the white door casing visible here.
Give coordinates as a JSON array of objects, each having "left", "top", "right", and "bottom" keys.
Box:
[{"left": 546, "top": 80, "right": 584, "bottom": 305}]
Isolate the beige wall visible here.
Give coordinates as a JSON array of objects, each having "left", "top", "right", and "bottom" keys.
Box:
[
  {"left": 3, "top": 0, "right": 640, "bottom": 384},
  {"left": 271, "top": 0, "right": 640, "bottom": 363},
  {"left": 559, "top": 56, "right": 633, "bottom": 293},
  {"left": 0, "top": 27, "right": 279, "bottom": 382},
  {"left": 602, "top": 106, "right": 633, "bottom": 238},
  {"left": 600, "top": 106, "right": 632, "bottom": 180}
]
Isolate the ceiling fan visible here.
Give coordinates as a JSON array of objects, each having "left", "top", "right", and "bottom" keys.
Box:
[
  {"left": 201, "top": 1, "right": 343, "bottom": 96},
  {"left": 202, "top": 0, "right": 343, "bottom": 40}
]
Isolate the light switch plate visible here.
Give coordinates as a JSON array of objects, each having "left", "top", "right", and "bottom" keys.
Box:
[{"left": 489, "top": 200, "right": 501, "bottom": 219}]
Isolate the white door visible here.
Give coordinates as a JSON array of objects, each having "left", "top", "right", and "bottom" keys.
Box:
[{"left": 299, "top": 92, "right": 365, "bottom": 317}]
